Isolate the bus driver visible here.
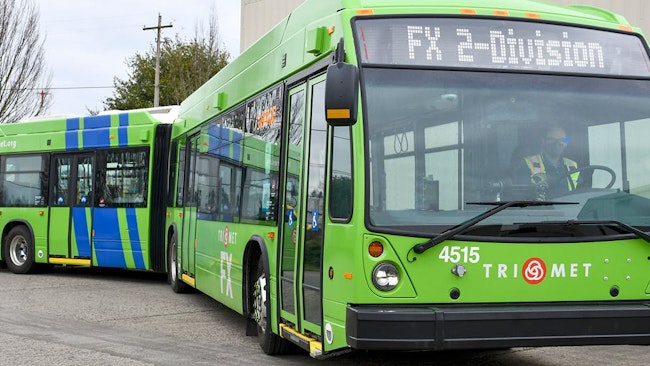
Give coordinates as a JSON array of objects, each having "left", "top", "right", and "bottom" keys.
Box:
[{"left": 514, "top": 125, "right": 580, "bottom": 200}]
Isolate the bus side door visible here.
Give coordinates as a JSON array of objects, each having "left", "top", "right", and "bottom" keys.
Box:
[
  {"left": 49, "top": 153, "right": 94, "bottom": 262},
  {"left": 180, "top": 135, "right": 199, "bottom": 280},
  {"left": 279, "top": 75, "right": 327, "bottom": 337}
]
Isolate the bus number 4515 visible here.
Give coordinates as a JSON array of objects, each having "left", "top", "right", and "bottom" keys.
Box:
[{"left": 438, "top": 246, "right": 480, "bottom": 264}]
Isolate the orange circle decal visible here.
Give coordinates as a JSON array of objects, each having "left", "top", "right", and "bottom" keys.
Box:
[{"left": 522, "top": 257, "right": 546, "bottom": 285}]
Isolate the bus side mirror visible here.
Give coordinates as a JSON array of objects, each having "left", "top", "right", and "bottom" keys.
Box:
[{"left": 325, "top": 62, "right": 359, "bottom": 126}]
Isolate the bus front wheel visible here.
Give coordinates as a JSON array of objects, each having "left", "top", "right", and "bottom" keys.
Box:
[
  {"left": 3, "top": 226, "right": 35, "bottom": 274},
  {"left": 252, "top": 257, "right": 290, "bottom": 355}
]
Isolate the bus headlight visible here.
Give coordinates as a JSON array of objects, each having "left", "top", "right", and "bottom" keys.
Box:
[{"left": 372, "top": 262, "right": 399, "bottom": 291}]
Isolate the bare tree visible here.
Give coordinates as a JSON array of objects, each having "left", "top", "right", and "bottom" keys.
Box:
[{"left": 0, "top": 0, "right": 51, "bottom": 123}]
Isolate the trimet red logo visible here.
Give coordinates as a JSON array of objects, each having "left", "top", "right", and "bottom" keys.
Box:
[{"left": 522, "top": 257, "right": 547, "bottom": 285}]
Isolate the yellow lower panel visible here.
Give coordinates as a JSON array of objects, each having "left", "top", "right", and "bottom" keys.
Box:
[
  {"left": 280, "top": 324, "right": 323, "bottom": 357},
  {"left": 181, "top": 273, "right": 196, "bottom": 287},
  {"left": 48, "top": 258, "right": 91, "bottom": 266}
]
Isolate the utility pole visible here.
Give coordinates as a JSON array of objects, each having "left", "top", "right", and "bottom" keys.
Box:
[
  {"left": 37, "top": 89, "right": 49, "bottom": 110},
  {"left": 143, "top": 14, "right": 172, "bottom": 107}
]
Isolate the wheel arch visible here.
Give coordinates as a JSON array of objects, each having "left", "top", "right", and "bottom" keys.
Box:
[
  {"left": 1, "top": 220, "right": 36, "bottom": 260},
  {"left": 242, "top": 235, "right": 270, "bottom": 317}
]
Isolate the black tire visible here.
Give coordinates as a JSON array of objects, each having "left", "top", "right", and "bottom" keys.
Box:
[
  {"left": 168, "top": 232, "right": 189, "bottom": 293},
  {"left": 3, "top": 226, "right": 35, "bottom": 274},
  {"left": 252, "top": 256, "right": 291, "bottom": 355}
]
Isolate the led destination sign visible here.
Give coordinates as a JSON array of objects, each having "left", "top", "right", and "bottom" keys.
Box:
[{"left": 354, "top": 18, "right": 650, "bottom": 76}]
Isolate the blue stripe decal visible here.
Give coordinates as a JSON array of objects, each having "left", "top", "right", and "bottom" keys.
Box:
[
  {"left": 82, "top": 115, "right": 112, "bottom": 148},
  {"left": 118, "top": 113, "right": 129, "bottom": 147},
  {"left": 66, "top": 118, "right": 81, "bottom": 150},
  {"left": 72, "top": 207, "right": 91, "bottom": 257},
  {"left": 125, "top": 208, "right": 145, "bottom": 269},
  {"left": 93, "top": 208, "right": 127, "bottom": 268},
  {"left": 82, "top": 128, "right": 111, "bottom": 149},
  {"left": 84, "top": 114, "right": 111, "bottom": 129}
]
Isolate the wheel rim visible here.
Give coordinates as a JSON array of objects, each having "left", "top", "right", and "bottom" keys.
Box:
[
  {"left": 10, "top": 235, "right": 28, "bottom": 266},
  {"left": 253, "top": 274, "right": 268, "bottom": 333},
  {"left": 170, "top": 241, "right": 178, "bottom": 282}
]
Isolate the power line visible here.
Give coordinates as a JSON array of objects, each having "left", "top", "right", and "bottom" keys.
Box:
[
  {"left": 0, "top": 86, "right": 114, "bottom": 91},
  {"left": 50, "top": 86, "right": 114, "bottom": 90}
]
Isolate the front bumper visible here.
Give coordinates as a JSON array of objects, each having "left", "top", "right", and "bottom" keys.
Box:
[{"left": 346, "top": 303, "right": 650, "bottom": 350}]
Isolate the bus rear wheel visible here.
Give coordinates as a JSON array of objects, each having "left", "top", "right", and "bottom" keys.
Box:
[
  {"left": 3, "top": 226, "right": 35, "bottom": 274},
  {"left": 252, "top": 257, "right": 291, "bottom": 355},
  {"left": 168, "top": 232, "right": 189, "bottom": 293}
]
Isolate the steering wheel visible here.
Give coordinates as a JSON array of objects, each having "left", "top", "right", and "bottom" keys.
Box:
[{"left": 559, "top": 164, "right": 616, "bottom": 190}]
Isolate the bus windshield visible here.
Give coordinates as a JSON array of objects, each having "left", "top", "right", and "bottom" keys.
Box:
[{"left": 363, "top": 68, "right": 650, "bottom": 236}]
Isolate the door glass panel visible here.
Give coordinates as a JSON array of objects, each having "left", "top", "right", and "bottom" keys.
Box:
[
  {"left": 76, "top": 156, "right": 93, "bottom": 206},
  {"left": 176, "top": 141, "right": 186, "bottom": 207},
  {"left": 181, "top": 136, "right": 199, "bottom": 276},
  {"left": 303, "top": 80, "right": 326, "bottom": 325},
  {"left": 281, "top": 87, "right": 305, "bottom": 315},
  {"left": 49, "top": 155, "right": 72, "bottom": 258},
  {"left": 52, "top": 157, "right": 71, "bottom": 206}
]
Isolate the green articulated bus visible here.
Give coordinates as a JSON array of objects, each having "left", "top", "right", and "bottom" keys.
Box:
[
  {"left": 166, "top": 0, "right": 650, "bottom": 358},
  {"left": 0, "top": 106, "right": 177, "bottom": 274}
]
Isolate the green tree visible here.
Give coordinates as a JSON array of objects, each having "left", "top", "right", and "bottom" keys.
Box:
[
  {"left": 0, "top": 0, "right": 51, "bottom": 123},
  {"left": 103, "top": 15, "right": 229, "bottom": 110}
]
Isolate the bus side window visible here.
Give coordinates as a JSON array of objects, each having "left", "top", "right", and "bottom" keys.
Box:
[
  {"left": 242, "top": 169, "right": 263, "bottom": 220},
  {"left": 219, "top": 165, "right": 233, "bottom": 213},
  {"left": 4, "top": 156, "right": 47, "bottom": 207},
  {"left": 101, "top": 150, "right": 148, "bottom": 207},
  {"left": 329, "top": 126, "right": 353, "bottom": 220}
]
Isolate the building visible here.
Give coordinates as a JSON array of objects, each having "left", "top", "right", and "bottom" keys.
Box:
[
  {"left": 240, "top": 0, "right": 648, "bottom": 52},
  {"left": 548, "top": 0, "right": 648, "bottom": 33},
  {"left": 240, "top": 0, "right": 304, "bottom": 52}
]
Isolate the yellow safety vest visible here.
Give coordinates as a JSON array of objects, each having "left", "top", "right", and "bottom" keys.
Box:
[{"left": 523, "top": 154, "right": 579, "bottom": 191}]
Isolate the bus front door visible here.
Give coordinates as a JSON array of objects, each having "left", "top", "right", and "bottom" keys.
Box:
[
  {"left": 49, "top": 154, "right": 94, "bottom": 265},
  {"left": 279, "top": 77, "right": 326, "bottom": 341},
  {"left": 180, "top": 136, "right": 199, "bottom": 282}
]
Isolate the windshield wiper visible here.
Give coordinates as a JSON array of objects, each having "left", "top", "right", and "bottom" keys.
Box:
[
  {"left": 412, "top": 200, "right": 578, "bottom": 254},
  {"left": 541, "top": 219, "right": 650, "bottom": 245}
]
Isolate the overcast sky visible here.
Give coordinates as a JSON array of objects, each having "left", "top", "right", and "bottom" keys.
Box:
[{"left": 37, "top": 0, "right": 241, "bottom": 116}]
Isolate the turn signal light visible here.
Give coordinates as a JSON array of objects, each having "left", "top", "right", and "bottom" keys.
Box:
[{"left": 368, "top": 241, "right": 384, "bottom": 257}]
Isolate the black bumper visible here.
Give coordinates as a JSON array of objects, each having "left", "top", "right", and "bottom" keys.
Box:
[{"left": 346, "top": 303, "right": 650, "bottom": 350}]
